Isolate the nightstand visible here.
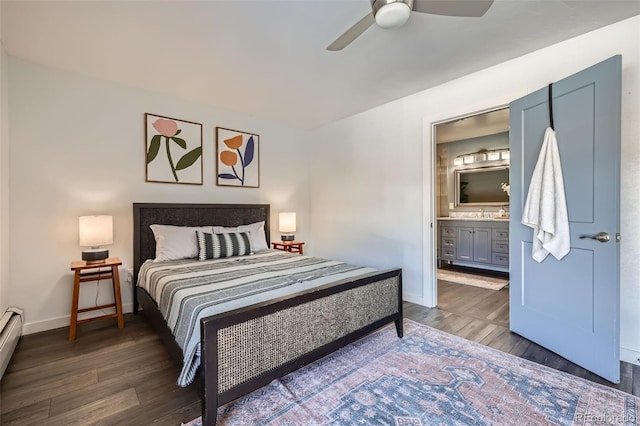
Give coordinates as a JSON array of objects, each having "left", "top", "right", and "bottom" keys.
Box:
[
  {"left": 69, "top": 257, "right": 124, "bottom": 340},
  {"left": 272, "top": 241, "right": 305, "bottom": 255}
]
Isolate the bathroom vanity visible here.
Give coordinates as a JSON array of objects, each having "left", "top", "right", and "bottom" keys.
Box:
[{"left": 438, "top": 218, "right": 509, "bottom": 272}]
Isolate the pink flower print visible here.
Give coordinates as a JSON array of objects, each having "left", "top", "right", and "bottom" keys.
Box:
[
  {"left": 152, "top": 119, "right": 178, "bottom": 137},
  {"left": 147, "top": 116, "right": 201, "bottom": 182}
]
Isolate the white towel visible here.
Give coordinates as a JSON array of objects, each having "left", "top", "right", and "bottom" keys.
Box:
[{"left": 521, "top": 127, "right": 570, "bottom": 262}]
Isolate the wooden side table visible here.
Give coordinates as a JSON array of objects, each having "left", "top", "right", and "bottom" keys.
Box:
[
  {"left": 69, "top": 257, "right": 124, "bottom": 340},
  {"left": 272, "top": 241, "right": 305, "bottom": 255}
]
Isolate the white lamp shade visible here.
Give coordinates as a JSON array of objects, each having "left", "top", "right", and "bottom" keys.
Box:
[
  {"left": 79, "top": 215, "right": 113, "bottom": 247},
  {"left": 279, "top": 212, "right": 296, "bottom": 233}
]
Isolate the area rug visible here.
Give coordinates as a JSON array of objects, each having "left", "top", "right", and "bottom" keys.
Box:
[
  {"left": 183, "top": 320, "right": 638, "bottom": 425},
  {"left": 437, "top": 268, "right": 508, "bottom": 291}
]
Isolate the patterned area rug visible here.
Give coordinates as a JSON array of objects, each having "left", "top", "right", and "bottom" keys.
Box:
[
  {"left": 437, "top": 268, "right": 508, "bottom": 291},
  {"left": 183, "top": 320, "right": 638, "bottom": 425}
]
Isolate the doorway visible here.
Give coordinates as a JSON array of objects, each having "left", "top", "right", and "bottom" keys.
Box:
[{"left": 432, "top": 107, "right": 510, "bottom": 315}]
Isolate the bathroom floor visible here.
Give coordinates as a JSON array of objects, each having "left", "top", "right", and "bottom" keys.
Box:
[{"left": 437, "top": 264, "right": 509, "bottom": 291}]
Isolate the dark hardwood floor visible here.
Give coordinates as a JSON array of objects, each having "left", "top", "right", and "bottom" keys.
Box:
[{"left": 1, "top": 279, "right": 638, "bottom": 425}]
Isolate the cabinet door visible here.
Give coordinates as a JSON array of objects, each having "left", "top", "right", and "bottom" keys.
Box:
[
  {"left": 456, "top": 227, "right": 474, "bottom": 261},
  {"left": 473, "top": 228, "right": 492, "bottom": 263}
]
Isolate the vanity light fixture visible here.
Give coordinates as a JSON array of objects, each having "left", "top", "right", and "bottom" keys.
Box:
[
  {"left": 487, "top": 151, "right": 501, "bottom": 161},
  {"left": 455, "top": 149, "right": 510, "bottom": 168}
]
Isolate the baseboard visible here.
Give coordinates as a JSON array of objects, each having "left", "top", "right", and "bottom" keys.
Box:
[
  {"left": 22, "top": 303, "right": 134, "bottom": 335},
  {"left": 403, "top": 292, "right": 435, "bottom": 308},
  {"left": 620, "top": 346, "right": 640, "bottom": 366}
]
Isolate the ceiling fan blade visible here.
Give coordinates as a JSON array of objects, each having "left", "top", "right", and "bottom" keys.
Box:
[
  {"left": 327, "top": 13, "right": 375, "bottom": 51},
  {"left": 413, "top": 0, "right": 494, "bottom": 17}
]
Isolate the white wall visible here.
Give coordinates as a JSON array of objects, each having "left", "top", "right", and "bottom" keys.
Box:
[
  {"left": 311, "top": 16, "right": 640, "bottom": 364},
  {"left": 0, "top": 26, "right": 9, "bottom": 314},
  {"left": 8, "top": 58, "right": 312, "bottom": 334},
  {"left": 310, "top": 101, "right": 424, "bottom": 299}
]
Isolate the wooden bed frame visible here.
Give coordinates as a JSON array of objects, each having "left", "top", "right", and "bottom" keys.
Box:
[{"left": 133, "top": 203, "right": 403, "bottom": 425}]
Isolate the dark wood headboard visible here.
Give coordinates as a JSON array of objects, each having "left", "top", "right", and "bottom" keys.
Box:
[{"left": 132, "top": 202, "right": 270, "bottom": 292}]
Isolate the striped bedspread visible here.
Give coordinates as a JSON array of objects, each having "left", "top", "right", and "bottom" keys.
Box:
[{"left": 137, "top": 250, "right": 375, "bottom": 386}]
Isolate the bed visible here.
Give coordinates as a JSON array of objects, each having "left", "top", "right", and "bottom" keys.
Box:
[{"left": 133, "top": 203, "right": 403, "bottom": 425}]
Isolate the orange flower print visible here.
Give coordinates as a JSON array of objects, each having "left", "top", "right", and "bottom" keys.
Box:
[
  {"left": 223, "top": 135, "right": 243, "bottom": 150},
  {"left": 220, "top": 151, "right": 238, "bottom": 166},
  {"left": 218, "top": 131, "right": 255, "bottom": 186}
]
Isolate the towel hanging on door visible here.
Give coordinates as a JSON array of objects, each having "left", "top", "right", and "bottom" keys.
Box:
[{"left": 521, "top": 84, "right": 570, "bottom": 262}]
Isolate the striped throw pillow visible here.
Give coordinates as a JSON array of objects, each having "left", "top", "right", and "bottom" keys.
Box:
[{"left": 196, "top": 230, "right": 253, "bottom": 260}]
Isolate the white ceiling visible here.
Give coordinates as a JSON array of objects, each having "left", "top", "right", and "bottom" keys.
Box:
[
  {"left": 2, "top": 1, "right": 639, "bottom": 129},
  {"left": 435, "top": 107, "right": 510, "bottom": 144}
]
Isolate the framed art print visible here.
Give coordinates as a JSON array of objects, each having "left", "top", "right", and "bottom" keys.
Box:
[
  {"left": 216, "top": 127, "right": 260, "bottom": 188},
  {"left": 145, "top": 113, "right": 203, "bottom": 184}
]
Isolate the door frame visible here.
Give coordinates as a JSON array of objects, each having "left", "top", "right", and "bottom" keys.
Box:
[{"left": 424, "top": 104, "right": 510, "bottom": 308}]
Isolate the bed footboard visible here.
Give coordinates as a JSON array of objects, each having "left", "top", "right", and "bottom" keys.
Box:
[{"left": 200, "top": 268, "right": 402, "bottom": 425}]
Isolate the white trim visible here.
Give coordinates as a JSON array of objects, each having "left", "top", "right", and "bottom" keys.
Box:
[
  {"left": 421, "top": 116, "right": 437, "bottom": 308},
  {"left": 22, "top": 303, "right": 134, "bottom": 335},
  {"left": 403, "top": 291, "right": 429, "bottom": 307},
  {"left": 621, "top": 346, "right": 640, "bottom": 366}
]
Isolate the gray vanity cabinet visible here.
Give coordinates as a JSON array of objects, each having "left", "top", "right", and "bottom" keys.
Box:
[
  {"left": 438, "top": 219, "right": 509, "bottom": 272},
  {"left": 457, "top": 226, "right": 492, "bottom": 264}
]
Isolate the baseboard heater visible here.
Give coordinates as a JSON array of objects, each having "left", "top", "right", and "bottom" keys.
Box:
[{"left": 0, "top": 308, "right": 23, "bottom": 380}]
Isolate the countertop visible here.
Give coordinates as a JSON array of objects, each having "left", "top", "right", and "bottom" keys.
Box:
[{"left": 438, "top": 216, "right": 510, "bottom": 221}]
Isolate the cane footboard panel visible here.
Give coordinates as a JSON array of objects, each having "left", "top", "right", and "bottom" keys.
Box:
[{"left": 201, "top": 269, "right": 402, "bottom": 425}]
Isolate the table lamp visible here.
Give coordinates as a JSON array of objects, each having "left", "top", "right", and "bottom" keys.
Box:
[
  {"left": 279, "top": 212, "right": 296, "bottom": 242},
  {"left": 79, "top": 215, "right": 113, "bottom": 264}
]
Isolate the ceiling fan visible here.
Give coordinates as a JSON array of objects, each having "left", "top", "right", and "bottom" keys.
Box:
[{"left": 327, "top": 0, "right": 494, "bottom": 51}]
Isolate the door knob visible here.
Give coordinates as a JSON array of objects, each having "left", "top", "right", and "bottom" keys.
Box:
[{"left": 579, "top": 232, "right": 610, "bottom": 243}]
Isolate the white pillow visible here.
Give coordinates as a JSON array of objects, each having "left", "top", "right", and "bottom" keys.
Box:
[
  {"left": 150, "top": 224, "right": 212, "bottom": 262},
  {"left": 212, "top": 221, "right": 268, "bottom": 251}
]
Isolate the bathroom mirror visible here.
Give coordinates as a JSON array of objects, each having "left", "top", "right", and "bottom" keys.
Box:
[{"left": 455, "top": 165, "right": 509, "bottom": 206}]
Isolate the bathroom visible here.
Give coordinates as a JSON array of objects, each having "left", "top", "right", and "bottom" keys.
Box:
[{"left": 435, "top": 107, "right": 511, "bottom": 283}]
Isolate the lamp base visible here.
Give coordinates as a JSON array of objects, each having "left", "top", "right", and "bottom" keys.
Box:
[
  {"left": 82, "top": 249, "right": 109, "bottom": 264},
  {"left": 281, "top": 234, "right": 295, "bottom": 242}
]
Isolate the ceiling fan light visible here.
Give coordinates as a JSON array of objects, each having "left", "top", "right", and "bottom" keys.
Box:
[{"left": 375, "top": 2, "right": 411, "bottom": 29}]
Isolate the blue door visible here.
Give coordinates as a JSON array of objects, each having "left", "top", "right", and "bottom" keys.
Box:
[{"left": 509, "top": 56, "right": 621, "bottom": 383}]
